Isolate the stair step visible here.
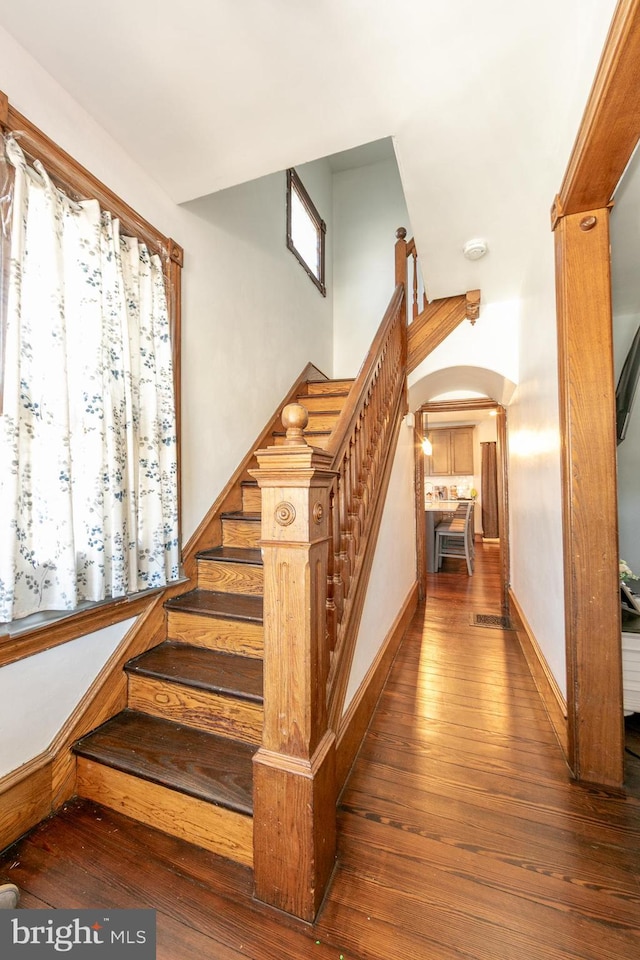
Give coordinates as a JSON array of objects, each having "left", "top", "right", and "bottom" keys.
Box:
[
  {"left": 165, "top": 589, "right": 263, "bottom": 658},
  {"left": 74, "top": 711, "right": 256, "bottom": 814},
  {"left": 221, "top": 511, "right": 261, "bottom": 548},
  {"left": 127, "top": 642, "right": 263, "bottom": 702},
  {"left": 295, "top": 392, "right": 349, "bottom": 412},
  {"left": 300, "top": 410, "right": 343, "bottom": 432},
  {"left": 74, "top": 711, "right": 254, "bottom": 865},
  {"left": 166, "top": 588, "right": 263, "bottom": 622},
  {"left": 126, "top": 642, "right": 263, "bottom": 743},
  {"left": 196, "top": 546, "right": 263, "bottom": 595},
  {"left": 241, "top": 480, "right": 261, "bottom": 512},
  {"left": 305, "top": 379, "right": 354, "bottom": 395}
]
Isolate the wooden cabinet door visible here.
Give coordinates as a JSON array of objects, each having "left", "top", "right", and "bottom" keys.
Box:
[
  {"left": 428, "top": 430, "right": 451, "bottom": 475},
  {"left": 451, "top": 428, "right": 474, "bottom": 474}
]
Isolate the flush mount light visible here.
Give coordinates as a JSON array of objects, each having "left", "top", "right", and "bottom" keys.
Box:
[{"left": 463, "top": 238, "right": 488, "bottom": 261}]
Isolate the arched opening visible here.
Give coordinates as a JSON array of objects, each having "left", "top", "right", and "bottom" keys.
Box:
[{"left": 408, "top": 366, "right": 516, "bottom": 610}]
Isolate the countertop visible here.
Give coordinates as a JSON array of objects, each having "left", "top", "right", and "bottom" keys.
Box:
[{"left": 425, "top": 500, "right": 470, "bottom": 511}]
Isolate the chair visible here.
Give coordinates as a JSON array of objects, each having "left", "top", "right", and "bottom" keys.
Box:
[{"left": 435, "top": 501, "right": 474, "bottom": 575}]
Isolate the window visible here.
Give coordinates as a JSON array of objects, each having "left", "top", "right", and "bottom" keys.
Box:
[
  {"left": 286, "top": 168, "right": 326, "bottom": 296},
  {"left": 0, "top": 94, "right": 183, "bottom": 633}
]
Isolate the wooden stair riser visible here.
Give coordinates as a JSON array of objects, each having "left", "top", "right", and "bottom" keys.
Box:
[
  {"left": 273, "top": 434, "right": 330, "bottom": 450},
  {"left": 76, "top": 758, "right": 253, "bottom": 866},
  {"left": 197, "top": 559, "right": 263, "bottom": 595},
  {"left": 305, "top": 379, "right": 353, "bottom": 395},
  {"left": 241, "top": 484, "right": 261, "bottom": 512},
  {"left": 302, "top": 411, "right": 342, "bottom": 432},
  {"left": 296, "top": 393, "right": 348, "bottom": 412},
  {"left": 222, "top": 517, "right": 261, "bottom": 548},
  {"left": 127, "top": 675, "right": 263, "bottom": 745},
  {"left": 166, "top": 610, "right": 263, "bottom": 659}
]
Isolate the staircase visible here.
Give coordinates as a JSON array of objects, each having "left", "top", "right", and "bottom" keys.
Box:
[{"left": 72, "top": 379, "right": 353, "bottom": 867}]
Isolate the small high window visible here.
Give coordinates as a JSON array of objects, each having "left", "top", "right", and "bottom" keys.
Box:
[{"left": 286, "top": 168, "right": 326, "bottom": 296}]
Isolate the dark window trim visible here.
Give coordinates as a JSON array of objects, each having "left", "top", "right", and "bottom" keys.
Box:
[{"left": 286, "top": 167, "right": 326, "bottom": 296}]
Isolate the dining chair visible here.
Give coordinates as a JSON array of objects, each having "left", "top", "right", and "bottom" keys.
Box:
[{"left": 434, "top": 501, "right": 474, "bottom": 575}]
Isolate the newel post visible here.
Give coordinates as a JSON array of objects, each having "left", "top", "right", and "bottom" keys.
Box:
[
  {"left": 249, "top": 404, "right": 337, "bottom": 921},
  {"left": 395, "top": 226, "right": 408, "bottom": 289}
]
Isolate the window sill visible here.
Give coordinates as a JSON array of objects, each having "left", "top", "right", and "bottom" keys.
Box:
[{"left": 0, "top": 576, "right": 190, "bottom": 668}]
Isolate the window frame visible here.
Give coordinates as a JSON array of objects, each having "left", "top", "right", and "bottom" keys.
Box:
[
  {"left": 286, "top": 167, "right": 326, "bottom": 296},
  {"left": 0, "top": 90, "right": 184, "bottom": 661}
]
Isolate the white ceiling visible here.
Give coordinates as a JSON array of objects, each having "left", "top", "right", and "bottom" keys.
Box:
[{"left": 0, "top": 0, "right": 619, "bottom": 305}]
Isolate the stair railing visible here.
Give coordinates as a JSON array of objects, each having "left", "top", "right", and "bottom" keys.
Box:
[
  {"left": 324, "top": 282, "right": 408, "bottom": 729},
  {"left": 251, "top": 232, "right": 409, "bottom": 922}
]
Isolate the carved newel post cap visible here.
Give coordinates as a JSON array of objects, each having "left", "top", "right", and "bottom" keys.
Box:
[
  {"left": 396, "top": 227, "right": 407, "bottom": 240},
  {"left": 282, "top": 403, "right": 309, "bottom": 445}
]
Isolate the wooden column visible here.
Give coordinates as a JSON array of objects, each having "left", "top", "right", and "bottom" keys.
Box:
[
  {"left": 554, "top": 207, "right": 624, "bottom": 787},
  {"left": 250, "top": 405, "right": 337, "bottom": 921}
]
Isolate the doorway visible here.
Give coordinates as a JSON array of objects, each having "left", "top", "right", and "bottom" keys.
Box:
[{"left": 414, "top": 397, "right": 509, "bottom": 610}]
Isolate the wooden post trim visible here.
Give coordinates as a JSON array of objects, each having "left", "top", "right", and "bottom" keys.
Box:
[
  {"left": 555, "top": 207, "right": 624, "bottom": 786},
  {"left": 250, "top": 440, "right": 338, "bottom": 920}
]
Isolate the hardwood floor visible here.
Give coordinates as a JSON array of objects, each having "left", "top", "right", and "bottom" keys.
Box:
[{"left": 2, "top": 542, "right": 640, "bottom": 958}]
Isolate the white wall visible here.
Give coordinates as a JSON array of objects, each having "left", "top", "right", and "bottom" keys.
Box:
[
  {"left": 409, "top": 299, "right": 520, "bottom": 388},
  {"left": 0, "top": 619, "right": 134, "bottom": 777},
  {"left": 332, "top": 158, "right": 411, "bottom": 377},
  {"left": 507, "top": 230, "right": 566, "bottom": 697},
  {"left": 344, "top": 423, "right": 417, "bottom": 710}
]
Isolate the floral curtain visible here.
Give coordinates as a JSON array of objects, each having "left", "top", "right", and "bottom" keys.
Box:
[{"left": 0, "top": 135, "right": 179, "bottom": 623}]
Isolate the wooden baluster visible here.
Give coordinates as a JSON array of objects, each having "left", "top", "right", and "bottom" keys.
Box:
[
  {"left": 331, "top": 480, "right": 344, "bottom": 630},
  {"left": 412, "top": 249, "right": 419, "bottom": 319},
  {"left": 346, "top": 439, "right": 357, "bottom": 571},
  {"left": 326, "top": 484, "right": 337, "bottom": 650},
  {"left": 339, "top": 452, "right": 352, "bottom": 597}
]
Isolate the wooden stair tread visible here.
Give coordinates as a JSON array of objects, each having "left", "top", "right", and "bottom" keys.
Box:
[
  {"left": 126, "top": 642, "right": 263, "bottom": 702},
  {"left": 73, "top": 711, "right": 256, "bottom": 815},
  {"left": 165, "top": 589, "right": 263, "bottom": 623},
  {"left": 197, "top": 546, "right": 262, "bottom": 566}
]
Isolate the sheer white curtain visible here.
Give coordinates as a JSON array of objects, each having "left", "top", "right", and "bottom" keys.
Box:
[{"left": 0, "top": 136, "right": 179, "bottom": 622}]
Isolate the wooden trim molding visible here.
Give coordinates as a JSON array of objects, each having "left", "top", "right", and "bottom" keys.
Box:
[
  {"left": 0, "top": 755, "right": 53, "bottom": 854},
  {"left": 551, "top": 2, "right": 640, "bottom": 787},
  {"left": 554, "top": 207, "right": 624, "bottom": 786},
  {"left": 509, "top": 589, "right": 568, "bottom": 759},
  {"left": 555, "top": 0, "right": 640, "bottom": 220},
  {"left": 336, "top": 582, "right": 419, "bottom": 789}
]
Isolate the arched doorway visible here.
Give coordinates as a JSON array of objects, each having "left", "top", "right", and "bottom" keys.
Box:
[{"left": 408, "top": 366, "right": 516, "bottom": 610}]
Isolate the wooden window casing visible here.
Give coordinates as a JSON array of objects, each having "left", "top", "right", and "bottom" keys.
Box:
[
  {"left": 286, "top": 167, "right": 326, "bottom": 296},
  {"left": 0, "top": 89, "right": 184, "bottom": 660}
]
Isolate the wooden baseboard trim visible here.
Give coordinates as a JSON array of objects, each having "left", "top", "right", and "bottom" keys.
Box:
[
  {"left": 336, "top": 581, "right": 419, "bottom": 789},
  {"left": 0, "top": 754, "right": 53, "bottom": 854},
  {"left": 509, "top": 588, "right": 568, "bottom": 758}
]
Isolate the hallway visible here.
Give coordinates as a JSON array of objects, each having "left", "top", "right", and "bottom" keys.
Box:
[{"left": 1, "top": 543, "right": 639, "bottom": 958}]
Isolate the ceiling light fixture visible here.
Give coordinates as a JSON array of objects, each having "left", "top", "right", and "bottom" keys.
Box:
[{"left": 463, "top": 238, "right": 488, "bottom": 261}]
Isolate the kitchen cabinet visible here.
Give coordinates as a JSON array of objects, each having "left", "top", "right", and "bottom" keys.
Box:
[{"left": 426, "top": 427, "right": 474, "bottom": 476}]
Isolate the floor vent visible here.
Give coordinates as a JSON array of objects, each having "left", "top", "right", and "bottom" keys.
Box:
[{"left": 470, "top": 613, "right": 512, "bottom": 629}]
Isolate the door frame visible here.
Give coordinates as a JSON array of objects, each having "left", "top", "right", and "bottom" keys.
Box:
[
  {"left": 553, "top": 0, "right": 640, "bottom": 786},
  {"left": 415, "top": 398, "right": 509, "bottom": 609}
]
